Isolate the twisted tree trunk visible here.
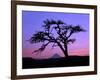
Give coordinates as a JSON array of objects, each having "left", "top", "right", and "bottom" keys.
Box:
[
  {"left": 63, "top": 40, "right": 68, "bottom": 58},
  {"left": 64, "top": 44, "right": 68, "bottom": 58}
]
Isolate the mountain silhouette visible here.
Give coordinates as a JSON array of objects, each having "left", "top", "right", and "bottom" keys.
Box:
[{"left": 51, "top": 53, "right": 61, "bottom": 59}]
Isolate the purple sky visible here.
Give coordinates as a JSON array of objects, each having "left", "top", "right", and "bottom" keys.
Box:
[{"left": 22, "top": 11, "right": 89, "bottom": 59}]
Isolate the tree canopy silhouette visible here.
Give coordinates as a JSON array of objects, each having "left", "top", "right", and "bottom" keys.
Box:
[{"left": 29, "top": 19, "right": 86, "bottom": 58}]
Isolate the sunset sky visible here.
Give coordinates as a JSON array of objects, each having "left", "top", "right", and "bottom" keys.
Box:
[{"left": 22, "top": 11, "right": 89, "bottom": 59}]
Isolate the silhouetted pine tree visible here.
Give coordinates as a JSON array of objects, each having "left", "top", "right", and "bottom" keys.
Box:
[{"left": 29, "top": 19, "right": 86, "bottom": 58}]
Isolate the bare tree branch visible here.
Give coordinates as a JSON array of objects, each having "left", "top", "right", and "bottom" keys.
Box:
[
  {"left": 67, "top": 39, "right": 76, "bottom": 44},
  {"left": 33, "top": 42, "right": 50, "bottom": 54}
]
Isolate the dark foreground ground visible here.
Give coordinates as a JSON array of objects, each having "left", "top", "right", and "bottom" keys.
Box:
[{"left": 22, "top": 56, "right": 89, "bottom": 69}]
